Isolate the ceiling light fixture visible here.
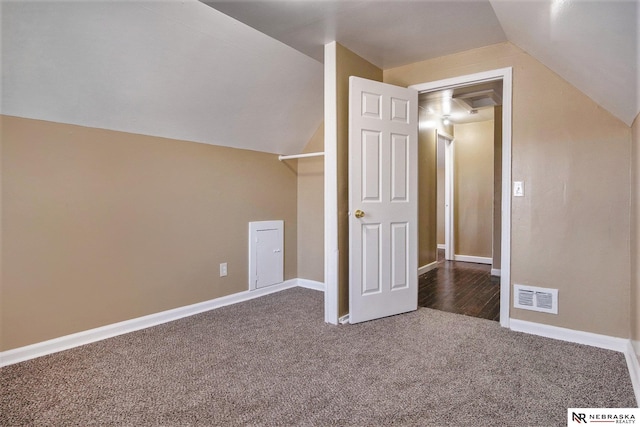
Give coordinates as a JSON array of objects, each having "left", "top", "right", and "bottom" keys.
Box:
[{"left": 442, "top": 115, "right": 450, "bottom": 125}]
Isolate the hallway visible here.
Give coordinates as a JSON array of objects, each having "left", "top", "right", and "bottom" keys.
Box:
[{"left": 418, "top": 250, "right": 500, "bottom": 321}]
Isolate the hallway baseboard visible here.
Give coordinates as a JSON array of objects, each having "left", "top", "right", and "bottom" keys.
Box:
[
  {"left": 454, "top": 255, "right": 492, "bottom": 264},
  {"left": 418, "top": 261, "right": 438, "bottom": 276}
]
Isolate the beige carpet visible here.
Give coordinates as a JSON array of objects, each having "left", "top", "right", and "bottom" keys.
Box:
[{"left": 1, "top": 287, "right": 635, "bottom": 426}]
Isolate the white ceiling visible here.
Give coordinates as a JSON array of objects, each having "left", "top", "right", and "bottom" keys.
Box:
[
  {"left": 204, "top": 1, "right": 508, "bottom": 69},
  {"left": 1, "top": 1, "right": 323, "bottom": 154},
  {"left": 206, "top": 0, "right": 639, "bottom": 126},
  {"left": 2, "top": 0, "right": 638, "bottom": 157}
]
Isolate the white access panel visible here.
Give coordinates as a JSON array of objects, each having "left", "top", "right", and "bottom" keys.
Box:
[{"left": 249, "top": 221, "right": 284, "bottom": 290}]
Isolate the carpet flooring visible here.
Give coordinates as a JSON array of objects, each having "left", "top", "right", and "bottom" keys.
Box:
[{"left": 1, "top": 287, "right": 635, "bottom": 426}]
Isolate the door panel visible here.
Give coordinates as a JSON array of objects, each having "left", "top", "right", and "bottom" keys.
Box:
[
  {"left": 362, "top": 223, "right": 382, "bottom": 295},
  {"left": 391, "top": 134, "right": 408, "bottom": 201},
  {"left": 349, "top": 76, "right": 418, "bottom": 324},
  {"left": 362, "top": 130, "right": 382, "bottom": 202},
  {"left": 391, "top": 222, "right": 408, "bottom": 290},
  {"left": 256, "top": 228, "right": 283, "bottom": 289}
]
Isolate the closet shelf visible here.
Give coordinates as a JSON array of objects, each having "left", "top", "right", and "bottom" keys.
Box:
[{"left": 278, "top": 152, "right": 325, "bottom": 161}]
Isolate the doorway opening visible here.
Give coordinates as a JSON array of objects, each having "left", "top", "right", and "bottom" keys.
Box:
[
  {"left": 410, "top": 68, "right": 512, "bottom": 327},
  {"left": 324, "top": 67, "right": 512, "bottom": 328},
  {"left": 415, "top": 80, "right": 502, "bottom": 321}
]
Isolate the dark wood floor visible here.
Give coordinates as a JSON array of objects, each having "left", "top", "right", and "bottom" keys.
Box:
[{"left": 418, "top": 250, "right": 500, "bottom": 321}]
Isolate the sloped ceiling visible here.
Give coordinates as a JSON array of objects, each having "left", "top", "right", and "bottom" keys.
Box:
[
  {"left": 1, "top": 0, "right": 323, "bottom": 155},
  {"left": 491, "top": 0, "right": 638, "bottom": 125},
  {"left": 206, "top": 0, "right": 638, "bottom": 126},
  {"left": 2, "top": 0, "right": 638, "bottom": 157}
]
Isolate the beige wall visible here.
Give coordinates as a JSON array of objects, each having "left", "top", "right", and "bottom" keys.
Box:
[
  {"left": 419, "top": 121, "right": 452, "bottom": 267},
  {"left": 453, "top": 121, "right": 494, "bottom": 258},
  {"left": 297, "top": 124, "right": 324, "bottom": 283},
  {"left": 1, "top": 115, "right": 298, "bottom": 351},
  {"left": 334, "top": 43, "right": 383, "bottom": 316},
  {"left": 418, "top": 125, "right": 438, "bottom": 268},
  {"left": 631, "top": 113, "right": 640, "bottom": 352},
  {"left": 385, "top": 42, "right": 631, "bottom": 337}
]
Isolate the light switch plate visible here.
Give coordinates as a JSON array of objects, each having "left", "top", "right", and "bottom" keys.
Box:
[
  {"left": 220, "top": 263, "right": 228, "bottom": 277},
  {"left": 514, "top": 181, "right": 524, "bottom": 197}
]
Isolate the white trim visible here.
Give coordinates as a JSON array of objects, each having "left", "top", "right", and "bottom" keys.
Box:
[
  {"left": 500, "top": 69, "right": 513, "bottom": 329},
  {"left": 297, "top": 279, "right": 325, "bottom": 292},
  {"left": 410, "top": 67, "right": 513, "bottom": 329},
  {"left": 624, "top": 341, "right": 640, "bottom": 406},
  {"left": 278, "top": 152, "right": 324, "bottom": 161},
  {"left": 418, "top": 261, "right": 438, "bottom": 276},
  {"left": 437, "top": 130, "right": 454, "bottom": 141},
  {"left": 0, "top": 279, "right": 306, "bottom": 367},
  {"left": 491, "top": 268, "right": 501, "bottom": 277},
  {"left": 454, "top": 255, "right": 492, "bottom": 264},
  {"left": 509, "top": 319, "right": 628, "bottom": 352},
  {"left": 410, "top": 68, "right": 513, "bottom": 96},
  {"left": 442, "top": 133, "right": 455, "bottom": 261},
  {"left": 324, "top": 42, "right": 339, "bottom": 325},
  {"left": 338, "top": 314, "right": 350, "bottom": 324},
  {"left": 437, "top": 244, "right": 445, "bottom": 250},
  {"left": 512, "top": 319, "right": 640, "bottom": 405}
]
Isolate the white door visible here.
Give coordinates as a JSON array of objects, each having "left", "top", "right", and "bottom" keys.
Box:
[{"left": 349, "top": 76, "right": 418, "bottom": 324}]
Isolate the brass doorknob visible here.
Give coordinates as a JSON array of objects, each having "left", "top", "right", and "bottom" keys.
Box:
[{"left": 354, "top": 209, "right": 365, "bottom": 218}]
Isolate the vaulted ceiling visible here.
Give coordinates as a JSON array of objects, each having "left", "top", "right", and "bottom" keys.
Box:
[
  {"left": 1, "top": 0, "right": 638, "bottom": 155},
  {"left": 207, "top": 0, "right": 638, "bottom": 126},
  {"left": 1, "top": 1, "right": 324, "bottom": 155}
]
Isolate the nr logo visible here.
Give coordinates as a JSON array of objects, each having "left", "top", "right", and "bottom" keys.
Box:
[{"left": 572, "top": 412, "right": 587, "bottom": 423}]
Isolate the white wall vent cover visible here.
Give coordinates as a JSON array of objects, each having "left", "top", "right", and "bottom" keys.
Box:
[{"left": 513, "top": 284, "right": 558, "bottom": 314}]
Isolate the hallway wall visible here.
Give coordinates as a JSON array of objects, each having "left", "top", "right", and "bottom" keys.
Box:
[{"left": 453, "top": 120, "right": 494, "bottom": 259}]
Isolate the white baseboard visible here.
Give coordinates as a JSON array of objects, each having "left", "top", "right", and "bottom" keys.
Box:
[
  {"left": 509, "top": 318, "right": 628, "bottom": 352},
  {"left": 454, "top": 254, "right": 492, "bottom": 265},
  {"left": 418, "top": 261, "right": 438, "bottom": 276},
  {"left": 0, "top": 278, "right": 318, "bottom": 367},
  {"left": 296, "top": 279, "right": 325, "bottom": 292},
  {"left": 437, "top": 244, "right": 445, "bottom": 250},
  {"left": 491, "top": 268, "right": 501, "bottom": 277},
  {"left": 511, "top": 318, "right": 640, "bottom": 405},
  {"left": 624, "top": 341, "right": 640, "bottom": 406}
]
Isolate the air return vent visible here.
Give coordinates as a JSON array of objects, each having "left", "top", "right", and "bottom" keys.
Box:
[{"left": 513, "top": 284, "right": 558, "bottom": 314}]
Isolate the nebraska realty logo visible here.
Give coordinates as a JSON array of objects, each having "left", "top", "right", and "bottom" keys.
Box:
[{"left": 568, "top": 408, "right": 639, "bottom": 424}]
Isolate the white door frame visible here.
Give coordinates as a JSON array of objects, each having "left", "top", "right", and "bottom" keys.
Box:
[
  {"left": 410, "top": 67, "right": 512, "bottom": 328},
  {"left": 324, "top": 63, "right": 513, "bottom": 328},
  {"left": 323, "top": 42, "right": 339, "bottom": 324},
  {"left": 437, "top": 131, "right": 455, "bottom": 261}
]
